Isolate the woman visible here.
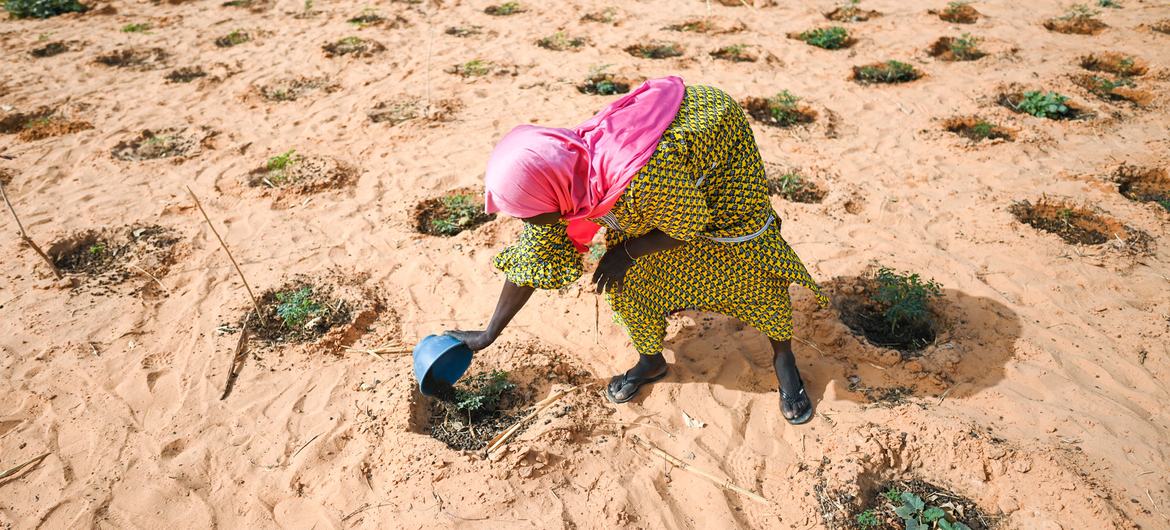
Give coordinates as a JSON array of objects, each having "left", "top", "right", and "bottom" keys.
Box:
[{"left": 447, "top": 76, "right": 828, "bottom": 424}]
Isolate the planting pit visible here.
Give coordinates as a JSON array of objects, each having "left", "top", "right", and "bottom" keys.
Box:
[
  {"left": 765, "top": 166, "right": 826, "bottom": 203},
  {"left": 95, "top": 47, "right": 170, "bottom": 70},
  {"left": 578, "top": 71, "right": 633, "bottom": 96},
  {"left": 30, "top": 41, "right": 79, "bottom": 58},
  {"left": 536, "top": 32, "right": 588, "bottom": 51},
  {"left": 832, "top": 268, "right": 943, "bottom": 354},
  {"left": 445, "top": 26, "right": 483, "bottom": 37},
  {"left": 1079, "top": 52, "right": 1148, "bottom": 77},
  {"left": 1010, "top": 198, "right": 1152, "bottom": 251},
  {"left": 246, "top": 151, "right": 358, "bottom": 203},
  {"left": 665, "top": 18, "right": 745, "bottom": 34},
  {"left": 824, "top": 5, "right": 881, "bottom": 22},
  {"left": 111, "top": 127, "right": 201, "bottom": 161},
  {"left": 48, "top": 224, "right": 182, "bottom": 294},
  {"left": 244, "top": 280, "right": 353, "bottom": 344},
  {"left": 348, "top": 11, "right": 408, "bottom": 28},
  {"left": 1153, "top": 20, "right": 1170, "bottom": 34},
  {"left": 933, "top": 2, "right": 980, "bottom": 23},
  {"left": 367, "top": 98, "right": 421, "bottom": 125},
  {"left": 484, "top": 2, "right": 524, "bottom": 16},
  {"left": 742, "top": 92, "right": 817, "bottom": 128},
  {"left": 214, "top": 30, "right": 252, "bottom": 48},
  {"left": 997, "top": 90, "right": 1086, "bottom": 120},
  {"left": 789, "top": 27, "right": 856, "bottom": 50},
  {"left": 943, "top": 116, "right": 1014, "bottom": 142},
  {"left": 323, "top": 37, "right": 385, "bottom": 58},
  {"left": 849, "top": 479, "right": 997, "bottom": 530},
  {"left": 445, "top": 60, "right": 515, "bottom": 78},
  {"left": 257, "top": 76, "right": 337, "bottom": 102},
  {"left": 1071, "top": 74, "right": 1152, "bottom": 106},
  {"left": 414, "top": 190, "right": 494, "bottom": 237},
  {"left": 581, "top": 7, "right": 618, "bottom": 24},
  {"left": 165, "top": 67, "right": 207, "bottom": 83},
  {"left": 0, "top": 107, "right": 91, "bottom": 141},
  {"left": 1112, "top": 165, "right": 1170, "bottom": 211},
  {"left": 852, "top": 61, "right": 922, "bottom": 84},
  {"left": 709, "top": 44, "right": 757, "bottom": 62},
  {"left": 927, "top": 36, "right": 985, "bottom": 61},
  {"left": 1044, "top": 12, "right": 1107, "bottom": 35},
  {"left": 426, "top": 370, "right": 533, "bottom": 450},
  {"left": 625, "top": 41, "right": 683, "bottom": 59}
]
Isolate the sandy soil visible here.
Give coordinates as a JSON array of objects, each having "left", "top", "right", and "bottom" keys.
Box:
[{"left": 2, "top": 0, "right": 1169, "bottom": 528}]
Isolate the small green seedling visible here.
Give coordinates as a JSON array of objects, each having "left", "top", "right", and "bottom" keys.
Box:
[
  {"left": 454, "top": 59, "right": 492, "bottom": 77},
  {"left": 121, "top": 22, "right": 151, "bottom": 33},
  {"left": 3, "top": 0, "right": 87, "bottom": 18},
  {"left": 948, "top": 34, "right": 982, "bottom": 60},
  {"left": 1157, "top": 198, "right": 1170, "bottom": 212},
  {"left": 88, "top": 242, "right": 106, "bottom": 255},
  {"left": 432, "top": 194, "right": 485, "bottom": 235},
  {"left": 266, "top": 149, "right": 298, "bottom": 184},
  {"left": 348, "top": 9, "right": 382, "bottom": 27},
  {"left": 854, "top": 61, "right": 919, "bottom": 84},
  {"left": 274, "top": 286, "right": 322, "bottom": 328},
  {"left": 485, "top": 1, "right": 521, "bottom": 15},
  {"left": 451, "top": 370, "right": 515, "bottom": 414},
  {"left": 767, "top": 91, "right": 805, "bottom": 125},
  {"left": 1013, "top": 91, "right": 1071, "bottom": 119},
  {"left": 855, "top": 509, "right": 880, "bottom": 529},
  {"left": 216, "top": 29, "right": 250, "bottom": 47},
  {"left": 874, "top": 267, "right": 942, "bottom": 334},
  {"left": 799, "top": 26, "right": 850, "bottom": 49},
  {"left": 537, "top": 31, "right": 586, "bottom": 51}
]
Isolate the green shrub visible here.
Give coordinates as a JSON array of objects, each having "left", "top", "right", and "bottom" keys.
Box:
[
  {"left": 873, "top": 267, "right": 942, "bottom": 334},
  {"left": 767, "top": 91, "right": 803, "bottom": 125},
  {"left": 799, "top": 26, "right": 850, "bottom": 50},
  {"left": 948, "top": 34, "right": 982, "bottom": 60},
  {"left": 452, "top": 370, "right": 515, "bottom": 414},
  {"left": 266, "top": 149, "right": 298, "bottom": 185},
  {"left": 3, "top": 0, "right": 86, "bottom": 18},
  {"left": 1012, "top": 91, "right": 1071, "bottom": 118},
  {"left": 275, "top": 286, "right": 322, "bottom": 327},
  {"left": 432, "top": 194, "right": 485, "bottom": 235}
]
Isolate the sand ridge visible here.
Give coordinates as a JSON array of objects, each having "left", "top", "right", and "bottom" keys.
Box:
[{"left": 1, "top": 0, "right": 1169, "bottom": 528}]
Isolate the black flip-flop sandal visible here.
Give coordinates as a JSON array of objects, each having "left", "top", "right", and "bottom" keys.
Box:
[
  {"left": 781, "top": 386, "right": 814, "bottom": 425},
  {"left": 605, "top": 367, "right": 668, "bottom": 404}
]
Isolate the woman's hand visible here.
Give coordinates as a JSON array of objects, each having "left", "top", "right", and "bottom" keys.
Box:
[
  {"left": 592, "top": 243, "right": 635, "bottom": 294},
  {"left": 444, "top": 330, "right": 497, "bottom": 351}
]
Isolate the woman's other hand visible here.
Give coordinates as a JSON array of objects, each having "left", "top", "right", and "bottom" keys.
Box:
[
  {"left": 592, "top": 244, "right": 635, "bottom": 294},
  {"left": 444, "top": 330, "right": 496, "bottom": 351}
]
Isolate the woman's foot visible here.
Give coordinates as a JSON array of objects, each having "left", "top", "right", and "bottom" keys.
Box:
[
  {"left": 606, "top": 354, "right": 668, "bottom": 404},
  {"left": 772, "top": 339, "right": 814, "bottom": 425}
]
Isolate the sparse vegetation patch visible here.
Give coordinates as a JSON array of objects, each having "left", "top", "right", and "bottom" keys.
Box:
[
  {"left": 215, "top": 29, "right": 251, "bottom": 47},
  {"left": 742, "top": 91, "right": 817, "bottom": 127},
  {"left": 943, "top": 117, "right": 1014, "bottom": 142},
  {"left": 3, "top": 0, "right": 86, "bottom": 19},
  {"left": 850, "top": 480, "right": 995, "bottom": 530},
  {"left": 121, "top": 22, "right": 151, "bottom": 33},
  {"left": 581, "top": 7, "right": 617, "bottom": 24},
  {"left": 765, "top": 169, "right": 826, "bottom": 203},
  {"left": 625, "top": 41, "right": 683, "bottom": 59},
  {"left": 415, "top": 192, "right": 495, "bottom": 236},
  {"left": 111, "top": 128, "right": 196, "bottom": 160},
  {"left": 537, "top": 31, "right": 587, "bottom": 51},
  {"left": 166, "top": 66, "right": 207, "bottom": 83},
  {"left": 928, "top": 34, "right": 985, "bottom": 61},
  {"left": 578, "top": 67, "right": 632, "bottom": 96},
  {"left": 852, "top": 61, "right": 922, "bottom": 84},
  {"left": 48, "top": 225, "right": 181, "bottom": 294},
  {"left": 794, "top": 26, "right": 853, "bottom": 50},
  {"left": 936, "top": 1, "right": 979, "bottom": 23},
  {"left": 30, "top": 41, "right": 74, "bottom": 58},
  {"left": 95, "top": 47, "right": 170, "bottom": 70},
  {"left": 428, "top": 370, "right": 531, "bottom": 450},
  {"left": 1112, "top": 165, "right": 1170, "bottom": 211},
  {"left": 1044, "top": 4, "right": 1107, "bottom": 35},
  {"left": 825, "top": 0, "right": 881, "bottom": 22},
  {"left": 484, "top": 1, "right": 522, "bottom": 16},
  {"left": 998, "top": 90, "right": 1082, "bottom": 119},
  {"left": 246, "top": 150, "right": 357, "bottom": 195},
  {"left": 1071, "top": 74, "right": 1151, "bottom": 106},
  {"left": 1010, "top": 197, "right": 1151, "bottom": 252},
  {"left": 710, "top": 44, "right": 756, "bottom": 62},
  {"left": 246, "top": 280, "right": 352, "bottom": 344},
  {"left": 323, "top": 36, "right": 385, "bottom": 57},
  {"left": 1079, "top": 52, "right": 1147, "bottom": 77},
  {"left": 258, "top": 76, "right": 336, "bottom": 101},
  {"left": 835, "top": 267, "right": 943, "bottom": 352},
  {"left": 445, "top": 25, "right": 483, "bottom": 37}
]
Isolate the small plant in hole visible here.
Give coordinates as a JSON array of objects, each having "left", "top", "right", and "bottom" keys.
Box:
[
  {"left": 710, "top": 44, "right": 756, "bottom": 62},
  {"left": 121, "top": 22, "right": 151, "bottom": 33},
  {"left": 853, "top": 61, "right": 921, "bottom": 84},
  {"left": 448, "top": 59, "right": 493, "bottom": 77},
  {"left": 944, "top": 117, "right": 1013, "bottom": 142},
  {"left": 275, "top": 286, "right": 322, "bottom": 328},
  {"left": 428, "top": 370, "right": 525, "bottom": 450},
  {"left": 797, "top": 26, "right": 851, "bottom": 50},
  {"left": 836, "top": 267, "right": 942, "bottom": 352},
  {"left": 578, "top": 66, "right": 630, "bottom": 96},
  {"left": 347, "top": 9, "right": 383, "bottom": 27},
  {"left": 1112, "top": 165, "right": 1170, "bottom": 211},
  {"left": 626, "top": 41, "right": 683, "bottom": 59},
  {"left": 88, "top": 242, "right": 106, "bottom": 255},
  {"left": 1045, "top": 4, "right": 1106, "bottom": 34},
  {"left": 445, "top": 25, "right": 482, "bottom": 37},
  {"left": 433, "top": 195, "right": 485, "bottom": 236},
  {"left": 3, "top": 0, "right": 87, "bottom": 18},
  {"left": 743, "top": 90, "right": 816, "bottom": 127},
  {"left": 215, "top": 29, "right": 251, "bottom": 48},
  {"left": 484, "top": 1, "right": 522, "bottom": 16},
  {"left": 825, "top": 0, "right": 880, "bottom": 22},
  {"left": 1004, "top": 91, "right": 1074, "bottom": 119},
  {"left": 856, "top": 509, "right": 880, "bottom": 529},
  {"left": 581, "top": 7, "right": 617, "bottom": 24},
  {"left": 938, "top": 0, "right": 979, "bottom": 23},
  {"left": 1009, "top": 197, "right": 1150, "bottom": 251},
  {"left": 166, "top": 66, "right": 206, "bottom": 83},
  {"left": 323, "top": 36, "right": 385, "bottom": 57},
  {"left": 1098, "top": 0, "right": 1120, "bottom": 7},
  {"left": 265, "top": 149, "right": 298, "bottom": 185},
  {"left": 766, "top": 171, "right": 826, "bottom": 203},
  {"left": 537, "top": 31, "right": 587, "bottom": 51},
  {"left": 929, "top": 34, "right": 984, "bottom": 61}
]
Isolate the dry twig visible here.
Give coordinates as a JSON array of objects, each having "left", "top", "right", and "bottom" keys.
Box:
[
  {"left": 630, "top": 436, "right": 771, "bottom": 505},
  {"left": 130, "top": 264, "right": 170, "bottom": 294},
  {"left": 485, "top": 384, "right": 585, "bottom": 455},
  {"left": 220, "top": 318, "right": 249, "bottom": 400},
  {"left": 186, "top": 186, "right": 265, "bottom": 325},
  {"left": 0, "top": 179, "right": 62, "bottom": 279},
  {"left": 0, "top": 452, "right": 50, "bottom": 482}
]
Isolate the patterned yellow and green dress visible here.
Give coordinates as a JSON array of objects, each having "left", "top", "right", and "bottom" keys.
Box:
[{"left": 493, "top": 85, "right": 828, "bottom": 356}]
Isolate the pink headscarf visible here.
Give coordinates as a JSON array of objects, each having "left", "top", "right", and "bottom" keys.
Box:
[{"left": 484, "top": 76, "right": 686, "bottom": 251}]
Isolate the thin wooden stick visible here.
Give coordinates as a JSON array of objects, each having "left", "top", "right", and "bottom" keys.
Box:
[
  {"left": 485, "top": 384, "right": 584, "bottom": 455},
  {"left": 0, "top": 452, "right": 50, "bottom": 481},
  {"left": 0, "top": 179, "right": 62, "bottom": 279},
  {"left": 130, "top": 264, "right": 169, "bottom": 294},
  {"left": 631, "top": 436, "right": 771, "bottom": 505},
  {"left": 186, "top": 186, "right": 265, "bottom": 325},
  {"left": 220, "top": 318, "right": 249, "bottom": 400}
]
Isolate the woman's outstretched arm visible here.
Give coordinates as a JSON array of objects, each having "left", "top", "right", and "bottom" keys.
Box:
[{"left": 446, "top": 279, "right": 535, "bottom": 350}]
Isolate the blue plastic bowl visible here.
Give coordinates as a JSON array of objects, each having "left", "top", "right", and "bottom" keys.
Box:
[{"left": 413, "top": 334, "right": 473, "bottom": 396}]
